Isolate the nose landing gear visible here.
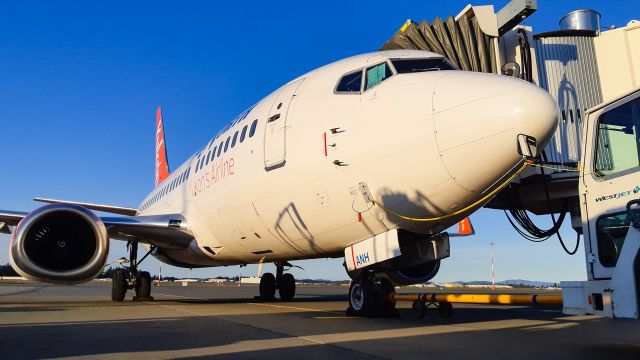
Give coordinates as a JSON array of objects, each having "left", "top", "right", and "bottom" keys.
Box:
[
  {"left": 110, "top": 241, "right": 154, "bottom": 302},
  {"left": 258, "top": 261, "right": 297, "bottom": 301}
]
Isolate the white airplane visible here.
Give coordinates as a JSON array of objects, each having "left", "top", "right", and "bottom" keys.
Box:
[{"left": 0, "top": 50, "right": 558, "bottom": 316}]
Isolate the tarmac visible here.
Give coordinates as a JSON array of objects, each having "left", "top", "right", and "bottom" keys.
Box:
[{"left": 0, "top": 282, "right": 639, "bottom": 359}]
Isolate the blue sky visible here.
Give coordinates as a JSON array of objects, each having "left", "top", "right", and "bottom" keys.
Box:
[{"left": 1, "top": 1, "right": 638, "bottom": 282}]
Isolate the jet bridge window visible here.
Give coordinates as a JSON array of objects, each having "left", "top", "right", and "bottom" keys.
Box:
[
  {"left": 596, "top": 212, "right": 630, "bottom": 267},
  {"left": 594, "top": 98, "right": 640, "bottom": 176},
  {"left": 336, "top": 70, "right": 362, "bottom": 93},
  {"left": 365, "top": 62, "right": 393, "bottom": 91},
  {"left": 391, "top": 58, "right": 456, "bottom": 73}
]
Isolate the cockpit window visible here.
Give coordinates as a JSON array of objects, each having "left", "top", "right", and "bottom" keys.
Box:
[
  {"left": 391, "top": 58, "right": 456, "bottom": 73},
  {"left": 365, "top": 62, "right": 393, "bottom": 90},
  {"left": 336, "top": 71, "right": 362, "bottom": 93}
]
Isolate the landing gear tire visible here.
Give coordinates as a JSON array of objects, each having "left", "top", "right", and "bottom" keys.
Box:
[
  {"left": 111, "top": 269, "right": 127, "bottom": 302},
  {"left": 134, "top": 271, "right": 153, "bottom": 301},
  {"left": 278, "top": 273, "right": 296, "bottom": 301},
  {"left": 376, "top": 277, "right": 396, "bottom": 316},
  {"left": 259, "top": 272, "right": 277, "bottom": 300},
  {"left": 438, "top": 301, "right": 453, "bottom": 319},
  {"left": 348, "top": 278, "right": 376, "bottom": 316},
  {"left": 348, "top": 277, "right": 396, "bottom": 317}
]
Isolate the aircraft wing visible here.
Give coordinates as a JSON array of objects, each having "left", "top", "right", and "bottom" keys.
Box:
[
  {"left": 102, "top": 214, "right": 193, "bottom": 249},
  {"left": 0, "top": 210, "right": 192, "bottom": 249},
  {"left": 34, "top": 197, "right": 138, "bottom": 216},
  {"left": 0, "top": 210, "right": 27, "bottom": 233}
]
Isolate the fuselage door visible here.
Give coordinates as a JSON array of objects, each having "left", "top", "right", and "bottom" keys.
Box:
[{"left": 264, "top": 78, "right": 305, "bottom": 170}]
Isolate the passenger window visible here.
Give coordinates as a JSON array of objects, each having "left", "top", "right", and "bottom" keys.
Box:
[
  {"left": 365, "top": 62, "right": 393, "bottom": 90},
  {"left": 217, "top": 142, "right": 223, "bottom": 157},
  {"left": 249, "top": 120, "right": 258, "bottom": 137},
  {"left": 595, "top": 98, "right": 640, "bottom": 176},
  {"left": 224, "top": 137, "right": 231, "bottom": 152},
  {"left": 206, "top": 150, "right": 212, "bottom": 165},
  {"left": 240, "top": 125, "right": 248, "bottom": 143},
  {"left": 211, "top": 146, "right": 217, "bottom": 160},
  {"left": 336, "top": 70, "right": 362, "bottom": 92},
  {"left": 391, "top": 58, "right": 456, "bottom": 73},
  {"left": 231, "top": 131, "right": 239, "bottom": 148},
  {"left": 596, "top": 212, "right": 630, "bottom": 267}
]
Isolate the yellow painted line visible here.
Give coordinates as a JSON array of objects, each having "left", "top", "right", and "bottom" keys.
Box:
[
  {"left": 311, "top": 316, "right": 361, "bottom": 320},
  {"left": 251, "top": 302, "right": 343, "bottom": 314},
  {"left": 152, "top": 292, "right": 207, "bottom": 300}
]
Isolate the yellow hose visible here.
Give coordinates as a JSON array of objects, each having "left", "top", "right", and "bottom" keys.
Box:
[
  {"left": 373, "top": 161, "right": 530, "bottom": 222},
  {"left": 391, "top": 292, "right": 563, "bottom": 305}
]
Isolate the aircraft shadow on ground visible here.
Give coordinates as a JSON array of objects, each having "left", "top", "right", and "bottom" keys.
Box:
[{"left": 2, "top": 305, "right": 636, "bottom": 360}]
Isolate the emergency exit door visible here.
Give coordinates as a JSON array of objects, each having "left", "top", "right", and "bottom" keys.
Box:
[{"left": 264, "top": 78, "right": 304, "bottom": 170}]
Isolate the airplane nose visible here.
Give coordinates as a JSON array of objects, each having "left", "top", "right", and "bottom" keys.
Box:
[
  {"left": 433, "top": 72, "right": 559, "bottom": 194},
  {"left": 518, "top": 84, "right": 560, "bottom": 149}
]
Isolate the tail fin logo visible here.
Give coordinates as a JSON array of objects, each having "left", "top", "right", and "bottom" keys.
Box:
[
  {"left": 456, "top": 217, "right": 475, "bottom": 236},
  {"left": 155, "top": 107, "right": 170, "bottom": 186},
  {"left": 449, "top": 217, "right": 475, "bottom": 237}
]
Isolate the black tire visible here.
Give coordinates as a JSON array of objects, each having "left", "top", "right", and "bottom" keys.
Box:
[
  {"left": 136, "top": 271, "right": 152, "bottom": 299},
  {"left": 111, "top": 269, "right": 127, "bottom": 302},
  {"left": 412, "top": 301, "right": 427, "bottom": 318},
  {"left": 278, "top": 273, "right": 296, "bottom": 301},
  {"left": 348, "top": 278, "right": 375, "bottom": 316},
  {"left": 375, "top": 277, "right": 396, "bottom": 316},
  {"left": 259, "top": 272, "right": 276, "bottom": 300},
  {"left": 438, "top": 301, "right": 453, "bottom": 319}
]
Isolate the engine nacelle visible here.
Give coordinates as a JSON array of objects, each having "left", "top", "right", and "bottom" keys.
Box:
[
  {"left": 347, "top": 231, "right": 449, "bottom": 286},
  {"left": 10, "top": 204, "right": 109, "bottom": 283}
]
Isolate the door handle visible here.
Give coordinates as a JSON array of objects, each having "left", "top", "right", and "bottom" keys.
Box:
[{"left": 268, "top": 114, "right": 281, "bottom": 122}]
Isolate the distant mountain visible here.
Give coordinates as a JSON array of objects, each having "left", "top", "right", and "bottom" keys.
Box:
[
  {"left": 498, "top": 279, "right": 557, "bottom": 287},
  {"left": 450, "top": 279, "right": 557, "bottom": 287}
]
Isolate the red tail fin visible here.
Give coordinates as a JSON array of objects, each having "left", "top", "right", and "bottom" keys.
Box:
[
  {"left": 456, "top": 217, "right": 475, "bottom": 235},
  {"left": 449, "top": 217, "right": 475, "bottom": 237},
  {"left": 155, "top": 107, "right": 170, "bottom": 186}
]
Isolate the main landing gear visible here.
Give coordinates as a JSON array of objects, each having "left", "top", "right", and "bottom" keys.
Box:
[
  {"left": 347, "top": 273, "right": 396, "bottom": 317},
  {"left": 259, "top": 261, "right": 296, "bottom": 301},
  {"left": 111, "top": 241, "right": 155, "bottom": 302}
]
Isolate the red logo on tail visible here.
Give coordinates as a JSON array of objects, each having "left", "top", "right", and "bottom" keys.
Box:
[
  {"left": 155, "top": 107, "right": 170, "bottom": 186},
  {"left": 457, "top": 217, "right": 475, "bottom": 235}
]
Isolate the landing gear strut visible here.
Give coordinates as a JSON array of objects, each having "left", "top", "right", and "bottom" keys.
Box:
[
  {"left": 110, "top": 241, "right": 154, "bottom": 302},
  {"left": 258, "top": 261, "right": 296, "bottom": 301},
  {"left": 347, "top": 274, "right": 396, "bottom": 317}
]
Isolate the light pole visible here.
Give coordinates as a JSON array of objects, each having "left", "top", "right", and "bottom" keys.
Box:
[{"left": 489, "top": 242, "right": 496, "bottom": 291}]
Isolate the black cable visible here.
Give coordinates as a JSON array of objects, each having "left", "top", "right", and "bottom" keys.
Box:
[
  {"left": 502, "top": 159, "right": 576, "bottom": 252},
  {"left": 539, "top": 161, "right": 580, "bottom": 255},
  {"left": 559, "top": 232, "right": 581, "bottom": 255},
  {"left": 516, "top": 29, "right": 533, "bottom": 83}
]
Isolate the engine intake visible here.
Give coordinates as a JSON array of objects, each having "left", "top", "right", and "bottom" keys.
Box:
[{"left": 10, "top": 204, "right": 109, "bottom": 283}]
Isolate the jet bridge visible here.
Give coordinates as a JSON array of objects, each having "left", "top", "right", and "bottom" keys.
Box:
[{"left": 380, "top": 1, "right": 640, "bottom": 319}]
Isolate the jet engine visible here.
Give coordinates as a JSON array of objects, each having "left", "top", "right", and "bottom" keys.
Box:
[
  {"left": 347, "top": 230, "right": 449, "bottom": 286},
  {"left": 10, "top": 204, "right": 109, "bottom": 283}
]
